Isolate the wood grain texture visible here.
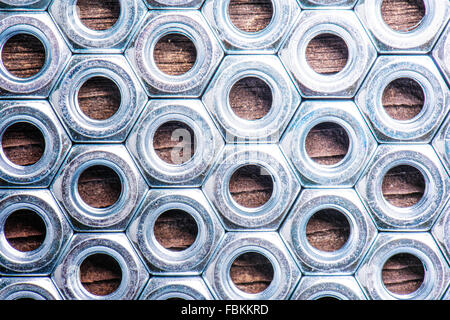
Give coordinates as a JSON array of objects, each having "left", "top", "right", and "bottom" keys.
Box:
[{"left": 0, "top": 0, "right": 428, "bottom": 297}]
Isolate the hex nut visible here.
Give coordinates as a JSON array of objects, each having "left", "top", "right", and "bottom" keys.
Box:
[
  {"left": 291, "top": 276, "right": 367, "bottom": 300},
  {"left": 51, "top": 144, "right": 148, "bottom": 231},
  {"left": 356, "top": 233, "right": 450, "bottom": 300},
  {"left": 356, "top": 145, "right": 449, "bottom": 231},
  {"left": 297, "top": 0, "right": 357, "bottom": 9},
  {"left": 203, "top": 144, "right": 301, "bottom": 230},
  {"left": 139, "top": 277, "right": 214, "bottom": 300},
  {"left": 433, "top": 22, "right": 450, "bottom": 85},
  {"left": 0, "top": 189, "right": 73, "bottom": 275},
  {"left": 0, "top": 12, "right": 71, "bottom": 98},
  {"left": 433, "top": 113, "right": 450, "bottom": 174},
  {"left": 145, "top": 0, "right": 204, "bottom": 9},
  {"left": 355, "top": 0, "right": 449, "bottom": 53},
  {"left": 50, "top": 55, "right": 148, "bottom": 142},
  {"left": 203, "top": 232, "right": 301, "bottom": 300},
  {"left": 281, "top": 100, "right": 377, "bottom": 187},
  {"left": 0, "top": 277, "right": 62, "bottom": 300},
  {"left": 432, "top": 200, "right": 450, "bottom": 264},
  {"left": 279, "top": 10, "right": 376, "bottom": 98},
  {"left": 0, "top": 100, "right": 71, "bottom": 187},
  {"left": 202, "top": 55, "right": 301, "bottom": 143},
  {"left": 49, "top": 0, "right": 148, "bottom": 53},
  {"left": 280, "top": 189, "right": 377, "bottom": 274},
  {"left": 126, "top": 10, "right": 224, "bottom": 97},
  {"left": 52, "top": 233, "right": 149, "bottom": 300},
  {"left": 202, "top": 0, "right": 300, "bottom": 54},
  {"left": 0, "top": 0, "right": 51, "bottom": 10},
  {"left": 127, "top": 99, "right": 224, "bottom": 187},
  {"left": 356, "top": 56, "right": 450, "bottom": 143},
  {"left": 127, "top": 189, "right": 225, "bottom": 275}
]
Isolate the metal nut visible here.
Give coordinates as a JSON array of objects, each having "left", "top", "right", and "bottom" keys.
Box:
[
  {"left": 202, "top": 55, "right": 301, "bottom": 143},
  {"left": 202, "top": 0, "right": 300, "bottom": 54},
  {"left": 51, "top": 144, "right": 148, "bottom": 231},
  {"left": 0, "top": 189, "right": 73, "bottom": 275},
  {"left": 49, "top": 0, "right": 148, "bottom": 53},
  {"left": 127, "top": 99, "right": 224, "bottom": 187},
  {"left": 0, "top": 100, "right": 71, "bottom": 187},
  {"left": 356, "top": 144, "right": 449, "bottom": 231},
  {"left": 297, "top": 0, "right": 357, "bottom": 9},
  {"left": 356, "top": 233, "right": 450, "bottom": 300},
  {"left": 126, "top": 10, "right": 223, "bottom": 97},
  {"left": 0, "top": 12, "right": 71, "bottom": 98},
  {"left": 203, "top": 144, "right": 301, "bottom": 230},
  {"left": 433, "top": 113, "right": 450, "bottom": 174},
  {"left": 291, "top": 276, "right": 366, "bottom": 300},
  {"left": 433, "top": 22, "right": 450, "bottom": 86},
  {"left": 355, "top": 0, "right": 449, "bottom": 53},
  {"left": 279, "top": 10, "right": 376, "bottom": 98},
  {"left": 356, "top": 55, "right": 450, "bottom": 143},
  {"left": 280, "top": 189, "right": 377, "bottom": 274},
  {"left": 127, "top": 189, "right": 225, "bottom": 275},
  {"left": 50, "top": 55, "right": 148, "bottom": 143},
  {"left": 280, "top": 100, "right": 377, "bottom": 187},
  {"left": 0, "top": 0, "right": 51, "bottom": 10},
  {"left": 432, "top": 200, "right": 450, "bottom": 264},
  {"left": 0, "top": 277, "right": 62, "bottom": 300},
  {"left": 139, "top": 276, "right": 214, "bottom": 300},
  {"left": 145, "top": 0, "right": 204, "bottom": 9},
  {"left": 52, "top": 233, "right": 149, "bottom": 300},
  {"left": 203, "top": 232, "right": 301, "bottom": 300}
]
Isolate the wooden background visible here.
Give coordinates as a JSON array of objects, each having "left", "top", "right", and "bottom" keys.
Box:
[{"left": 0, "top": 0, "right": 429, "bottom": 298}]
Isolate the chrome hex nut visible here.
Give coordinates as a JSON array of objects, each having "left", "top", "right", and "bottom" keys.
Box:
[
  {"left": 433, "top": 113, "right": 450, "bottom": 174},
  {"left": 0, "top": 100, "right": 71, "bottom": 188},
  {"left": 291, "top": 276, "right": 367, "bottom": 300},
  {"left": 202, "top": 55, "right": 301, "bottom": 143},
  {"left": 139, "top": 277, "right": 214, "bottom": 300},
  {"left": 203, "top": 144, "right": 301, "bottom": 230},
  {"left": 356, "top": 145, "right": 449, "bottom": 231},
  {"left": 356, "top": 56, "right": 450, "bottom": 143},
  {"left": 279, "top": 10, "right": 376, "bottom": 98},
  {"left": 0, "top": 277, "right": 62, "bottom": 300},
  {"left": 145, "top": 0, "right": 204, "bottom": 9},
  {"left": 0, "top": 0, "right": 51, "bottom": 10},
  {"left": 356, "top": 0, "right": 449, "bottom": 53},
  {"left": 281, "top": 189, "right": 377, "bottom": 275},
  {"left": 203, "top": 232, "right": 301, "bottom": 300},
  {"left": 51, "top": 145, "right": 148, "bottom": 231},
  {"left": 50, "top": 55, "right": 147, "bottom": 143},
  {"left": 126, "top": 10, "right": 223, "bottom": 97},
  {"left": 0, "top": 189, "right": 73, "bottom": 275},
  {"left": 433, "top": 22, "right": 450, "bottom": 85},
  {"left": 202, "top": 0, "right": 300, "bottom": 54},
  {"left": 297, "top": 0, "right": 357, "bottom": 9},
  {"left": 49, "top": 0, "right": 147, "bottom": 53},
  {"left": 432, "top": 201, "right": 450, "bottom": 264},
  {"left": 0, "top": 12, "right": 71, "bottom": 98},
  {"left": 52, "top": 233, "right": 149, "bottom": 300},
  {"left": 127, "top": 189, "right": 225, "bottom": 275},
  {"left": 356, "top": 233, "right": 450, "bottom": 300},
  {"left": 281, "top": 100, "right": 377, "bottom": 187},
  {"left": 127, "top": 99, "right": 224, "bottom": 187}
]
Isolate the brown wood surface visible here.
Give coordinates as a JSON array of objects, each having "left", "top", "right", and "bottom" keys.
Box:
[{"left": 0, "top": 0, "right": 428, "bottom": 297}]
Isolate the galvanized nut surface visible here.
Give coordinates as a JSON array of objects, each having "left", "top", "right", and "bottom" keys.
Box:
[
  {"left": 139, "top": 276, "right": 214, "bottom": 300},
  {"left": 0, "top": 100, "right": 71, "bottom": 187},
  {"left": 51, "top": 144, "right": 148, "bottom": 231},
  {"left": 297, "top": 0, "right": 358, "bottom": 9},
  {"left": 432, "top": 113, "right": 450, "bottom": 174},
  {"left": 0, "top": 277, "right": 62, "bottom": 300},
  {"left": 52, "top": 233, "right": 149, "bottom": 300},
  {"left": 145, "top": 0, "right": 205, "bottom": 9},
  {"left": 279, "top": 10, "right": 376, "bottom": 98},
  {"left": 50, "top": 55, "right": 148, "bottom": 142},
  {"left": 0, "top": 0, "right": 51, "bottom": 10},
  {"left": 49, "top": 0, "right": 147, "bottom": 53},
  {"left": 356, "top": 55, "right": 450, "bottom": 143},
  {"left": 433, "top": 22, "right": 450, "bottom": 86},
  {"left": 291, "top": 276, "right": 366, "bottom": 300},
  {"left": 127, "top": 189, "right": 225, "bottom": 275},
  {"left": 202, "top": 0, "right": 300, "bottom": 54},
  {"left": 203, "top": 232, "right": 301, "bottom": 300},
  {"left": 356, "top": 144, "right": 449, "bottom": 231},
  {"left": 202, "top": 55, "right": 301, "bottom": 143},
  {"left": 126, "top": 10, "right": 223, "bottom": 97},
  {"left": 355, "top": 0, "right": 449, "bottom": 53},
  {"left": 280, "top": 189, "right": 377, "bottom": 274},
  {"left": 0, "top": 12, "right": 71, "bottom": 97},
  {"left": 281, "top": 100, "right": 377, "bottom": 187},
  {"left": 0, "top": 189, "right": 72, "bottom": 275},
  {"left": 356, "top": 233, "right": 450, "bottom": 300},
  {"left": 127, "top": 99, "right": 224, "bottom": 187},
  {"left": 203, "top": 144, "right": 301, "bottom": 230},
  {"left": 431, "top": 200, "right": 450, "bottom": 264}
]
